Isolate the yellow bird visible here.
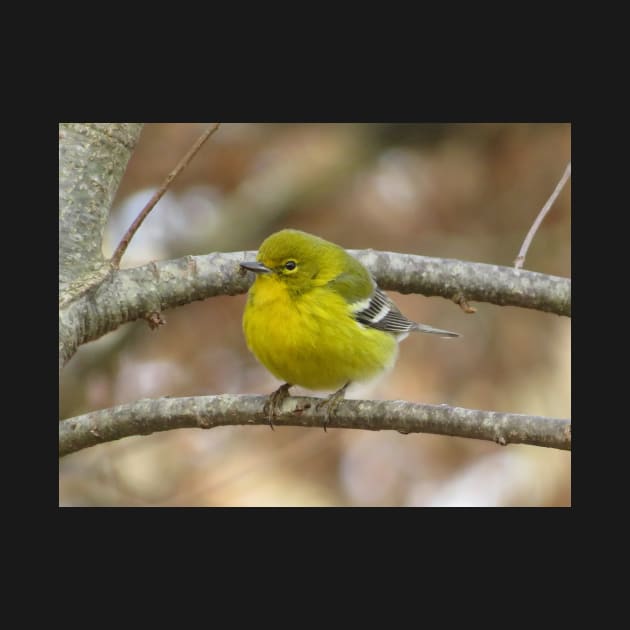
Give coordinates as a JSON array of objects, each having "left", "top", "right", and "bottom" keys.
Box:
[{"left": 241, "top": 229, "right": 459, "bottom": 428}]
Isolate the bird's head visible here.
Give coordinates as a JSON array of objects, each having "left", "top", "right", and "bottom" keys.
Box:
[{"left": 240, "top": 229, "right": 346, "bottom": 293}]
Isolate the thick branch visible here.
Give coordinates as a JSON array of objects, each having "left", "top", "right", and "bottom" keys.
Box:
[
  {"left": 352, "top": 251, "right": 570, "bottom": 316},
  {"left": 59, "top": 123, "right": 144, "bottom": 298},
  {"left": 59, "top": 250, "right": 571, "bottom": 368},
  {"left": 59, "top": 395, "right": 571, "bottom": 457}
]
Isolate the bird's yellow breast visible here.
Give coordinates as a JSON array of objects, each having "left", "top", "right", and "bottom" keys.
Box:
[{"left": 243, "top": 275, "right": 398, "bottom": 391}]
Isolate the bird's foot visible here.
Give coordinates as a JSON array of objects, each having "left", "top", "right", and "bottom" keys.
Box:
[
  {"left": 264, "top": 383, "right": 292, "bottom": 430},
  {"left": 316, "top": 382, "right": 350, "bottom": 432}
]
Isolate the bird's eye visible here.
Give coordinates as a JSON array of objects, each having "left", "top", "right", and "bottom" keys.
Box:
[{"left": 284, "top": 261, "right": 297, "bottom": 271}]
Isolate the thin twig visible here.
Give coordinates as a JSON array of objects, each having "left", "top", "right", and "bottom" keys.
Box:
[
  {"left": 514, "top": 162, "right": 571, "bottom": 269},
  {"left": 110, "top": 123, "right": 221, "bottom": 269}
]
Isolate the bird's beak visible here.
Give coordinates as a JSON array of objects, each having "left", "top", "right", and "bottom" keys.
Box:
[{"left": 240, "top": 261, "right": 272, "bottom": 274}]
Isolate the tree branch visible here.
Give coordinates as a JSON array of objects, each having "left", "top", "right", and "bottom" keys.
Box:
[
  {"left": 59, "top": 123, "right": 144, "bottom": 300},
  {"left": 59, "top": 249, "right": 571, "bottom": 368},
  {"left": 353, "top": 250, "right": 570, "bottom": 315},
  {"left": 59, "top": 395, "right": 571, "bottom": 457}
]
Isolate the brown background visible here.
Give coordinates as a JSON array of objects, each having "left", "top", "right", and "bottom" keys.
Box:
[{"left": 59, "top": 123, "right": 571, "bottom": 507}]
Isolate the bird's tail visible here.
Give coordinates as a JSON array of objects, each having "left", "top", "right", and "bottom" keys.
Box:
[{"left": 412, "top": 323, "right": 460, "bottom": 338}]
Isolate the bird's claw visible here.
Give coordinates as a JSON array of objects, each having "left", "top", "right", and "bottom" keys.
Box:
[
  {"left": 316, "top": 382, "right": 350, "bottom": 432},
  {"left": 264, "top": 383, "right": 292, "bottom": 430}
]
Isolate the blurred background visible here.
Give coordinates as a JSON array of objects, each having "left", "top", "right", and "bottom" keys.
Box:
[{"left": 59, "top": 123, "right": 571, "bottom": 507}]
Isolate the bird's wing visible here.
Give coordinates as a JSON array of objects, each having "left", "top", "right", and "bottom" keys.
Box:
[
  {"left": 352, "top": 287, "right": 417, "bottom": 334},
  {"left": 353, "top": 287, "right": 460, "bottom": 338}
]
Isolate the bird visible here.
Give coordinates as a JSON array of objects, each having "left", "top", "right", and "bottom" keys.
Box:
[{"left": 240, "top": 229, "right": 460, "bottom": 429}]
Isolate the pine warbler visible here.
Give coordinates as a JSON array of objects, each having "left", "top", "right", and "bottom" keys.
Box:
[{"left": 240, "top": 229, "right": 460, "bottom": 428}]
